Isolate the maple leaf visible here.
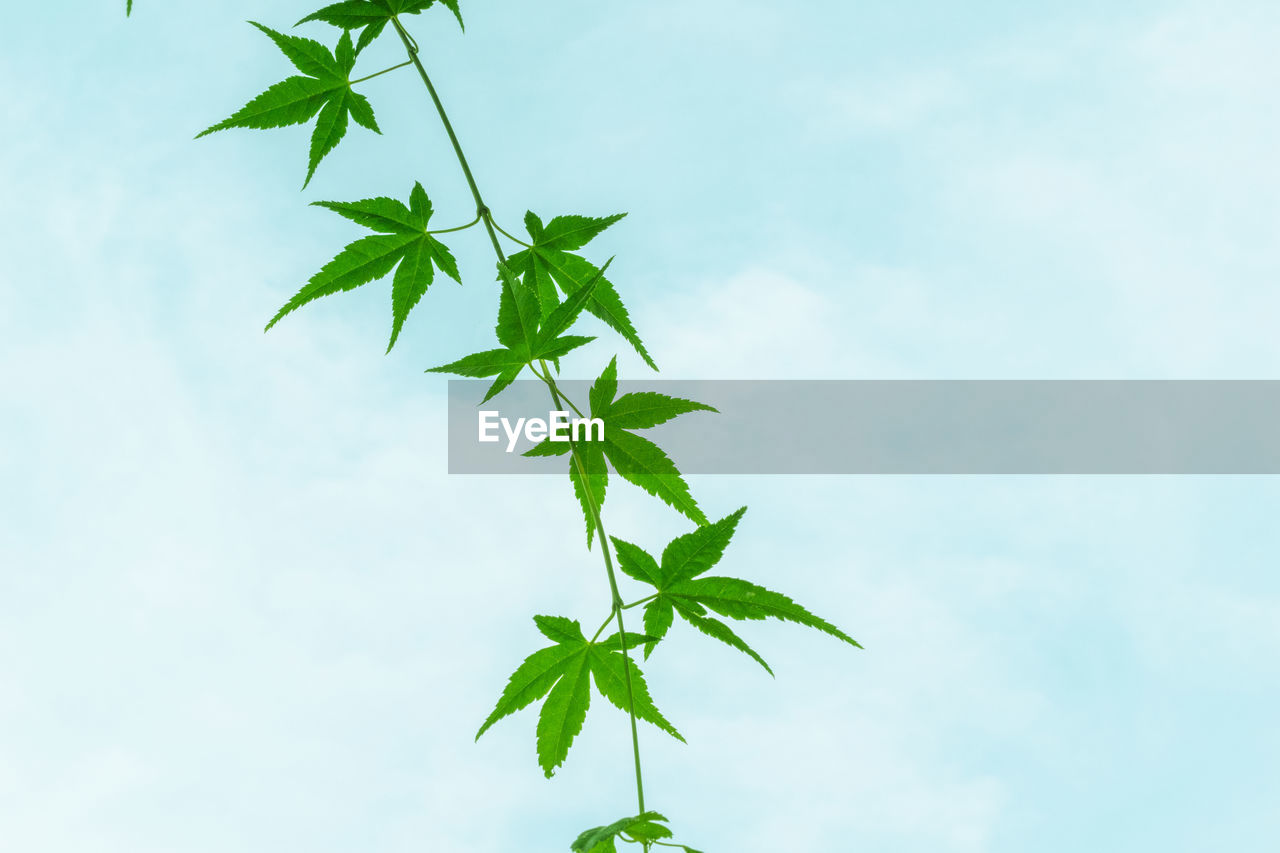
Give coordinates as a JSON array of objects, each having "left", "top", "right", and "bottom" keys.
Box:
[
  {"left": 525, "top": 355, "right": 714, "bottom": 542},
  {"left": 594, "top": 357, "right": 714, "bottom": 528},
  {"left": 264, "top": 182, "right": 461, "bottom": 350},
  {"left": 429, "top": 262, "right": 600, "bottom": 402},
  {"left": 476, "top": 616, "right": 683, "bottom": 778},
  {"left": 612, "top": 507, "right": 862, "bottom": 669},
  {"left": 571, "top": 812, "right": 677, "bottom": 853},
  {"left": 297, "top": 0, "right": 464, "bottom": 55},
  {"left": 196, "top": 23, "right": 380, "bottom": 188},
  {"left": 506, "top": 212, "right": 657, "bottom": 370}
]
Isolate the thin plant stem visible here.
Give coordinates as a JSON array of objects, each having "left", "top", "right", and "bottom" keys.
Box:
[
  {"left": 592, "top": 595, "right": 659, "bottom": 642},
  {"left": 591, "top": 611, "right": 615, "bottom": 644},
  {"left": 391, "top": 15, "right": 651, "bottom": 821},
  {"left": 349, "top": 59, "right": 413, "bottom": 86},
  {"left": 491, "top": 219, "right": 533, "bottom": 248},
  {"left": 427, "top": 213, "right": 482, "bottom": 235},
  {"left": 545, "top": 378, "right": 648, "bottom": 817},
  {"left": 533, "top": 360, "right": 587, "bottom": 419},
  {"left": 391, "top": 16, "right": 507, "bottom": 263}
]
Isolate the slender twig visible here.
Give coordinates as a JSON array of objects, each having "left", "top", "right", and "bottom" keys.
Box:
[
  {"left": 545, "top": 378, "right": 648, "bottom": 816},
  {"left": 534, "top": 360, "right": 587, "bottom": 419},
  {"left": 349, "top": 59, "right": 413, "bottom": 86},
  {"left": 491, "top": 219, "right": 534, "bottom": 248},
  {"left": 592, "top": 595, "right": 659, "bottom": 642},
  {"left": 591, "top": 610, "right": 615, "bottom": 644},
  {"left": 391, "top": 16, "right": 507, "bottom": 262},
  {"left": 427, "top": 213, "right": 482, "bottom": 235},
  {"left": 390, "top": 14, "right": 651, "bottom": 820}
]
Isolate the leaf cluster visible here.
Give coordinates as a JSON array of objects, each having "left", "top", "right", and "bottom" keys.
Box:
[
  {"left": 572, "top": 812, "right": 703, "bottom": 853},
  {"left": 427, "top": 258, "right": 606, "bottom": 402},
  {"left": 300, "top": 0, "right": 464, "bottom": 54},
  {"left": 429, "top": 210, "right": 651, "bottom": 400},
  {"left": 478, "top": 508, "right": 859, "bottom": 779},
  {"left": 506, "top": 213, "right": 656, "bottom": 370}
]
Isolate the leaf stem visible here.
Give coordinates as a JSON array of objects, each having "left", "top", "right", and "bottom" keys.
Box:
[
  {"left": 533, "top": 360, "right": 588, "bottom": 419},
  {"left": 349, "top": 59, "right": 413, "bottom": 86},
  {"left": 427, "top": 213, "right": 482, "bottom": 235},
  {"left": 591, "top": 611, "right": 615, "bottom": 644},
  {"left": 547, "top": 380, "right": 648, "bottom": 816},
  {"left": 591, "top": 594, "right": 658, "bottom": 642},
  {"left": 491, "top": 219, "right": 534, "bottom": 248},
  {"left": 393, "top": 16, "right": 650, "bottom": 820}
]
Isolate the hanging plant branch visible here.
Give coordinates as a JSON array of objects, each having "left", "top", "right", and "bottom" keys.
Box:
[{"left": 125, "top": 2, "right": 862, "bottom": 850}]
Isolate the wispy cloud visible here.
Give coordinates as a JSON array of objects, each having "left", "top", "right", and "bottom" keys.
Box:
[{"left": 5, "top": 2, "right": 1280, "bottom": 852}]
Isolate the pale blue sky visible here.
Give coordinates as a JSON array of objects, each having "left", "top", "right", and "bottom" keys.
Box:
[{"left": 3, "top": 2, "right": 1279, "bottom": 851}]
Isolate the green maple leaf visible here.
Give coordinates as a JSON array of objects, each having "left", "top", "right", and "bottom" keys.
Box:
[
  {"left": 612, "top": 507, "right": 862, "bottom": 670},
  {"left": 595, "top": 357, "right": 715, "bottom": 528},
  {"left": 506, "top": 212, "right": 657, "bottom": 370},
  {"left": 571, "top": 812, "right": 705, "bottom": 853},
  {"left": 297, "top": 0, "right": 464, "bottom": 55},
  {"left": 571, "top": 812, "right": 675, "bottom": 853},
  {"left": 429, "top": 262, "right": 597, "bottom": 402},
  {"left": 263, "top": 182, "right": 461, "bottom": 351},
  {"left": 196, "top": 23, "right": 380, "bottom": 189},
  {"left": 527, "top": 355, "right": 714, "bottom": 542},
  {"left": 476, "top": 617, "right": 683, "bottom": 778}
]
